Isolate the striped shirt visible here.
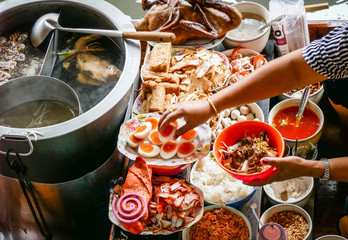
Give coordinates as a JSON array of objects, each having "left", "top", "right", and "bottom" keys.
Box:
[{"left": 302, "top": 21, "right": 348, "bottom": 80}]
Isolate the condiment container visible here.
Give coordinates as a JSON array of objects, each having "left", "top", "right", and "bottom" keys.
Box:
[{"left": 258, "top": 222, "right": 288, "bottom": 240}]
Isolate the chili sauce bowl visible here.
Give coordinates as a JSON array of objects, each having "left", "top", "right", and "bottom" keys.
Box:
[{"left": 268, "top": 99, "right": 324, "bottom": 148}]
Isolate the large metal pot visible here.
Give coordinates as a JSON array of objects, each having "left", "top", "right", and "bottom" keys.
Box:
[{"left": 0, "top": 0, "right": 140, "bottom": 239}]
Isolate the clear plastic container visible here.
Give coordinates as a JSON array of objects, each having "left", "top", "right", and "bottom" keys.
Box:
[
  {"left": 269, "top": 0, "right": 310, "bottom": 56},
  {"left": 258, "top": 222, "right": 288, "bottom": 240}
]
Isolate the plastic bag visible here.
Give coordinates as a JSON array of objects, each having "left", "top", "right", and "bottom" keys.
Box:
[{"left": 269, "top": 0, "right": 310, "bottom": 56}]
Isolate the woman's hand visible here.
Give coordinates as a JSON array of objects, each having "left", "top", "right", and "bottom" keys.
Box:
[
  {"left": 158, "top": 99, "right": 215, "bottom": 136},
  {"left": 245, "top": 156, "right": 316, "bottom": 186}
]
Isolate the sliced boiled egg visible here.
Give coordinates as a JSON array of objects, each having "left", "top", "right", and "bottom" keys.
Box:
[
  {"left": 177, "top": 139, "right": 198, "bottom": 158},
  {"left": 145, "top": 117, "right": 159, "bottom": 130},
  {"left": 159, "top": 122, "right": 177, "bottom": 143},
  {"left": 138, "top": 142, "right": 160, "bottom": 158},
  {"left": 148, "top": 129, "right": 163, "bottom": 145},
  {"left": 160, "top": 140, "right": 178, "bottom": 159},
  {"left": 127, "top": 133, "right": 144, "bottom": 148},
  {"left": 134, "top": 122, "right": 152, "bottom": 139},
  {"left": 177, "top": 128, "right": 197, "bottom": 143}
]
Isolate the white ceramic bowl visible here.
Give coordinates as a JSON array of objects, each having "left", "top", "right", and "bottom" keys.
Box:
[
  {"left": 182, "top": 205, "right": 252, "bottom": 240},
  {"left": 268, "top": 99, "right": 324, "bottom": 148},
  {"left": 260, "top": 204, "right": 312, "bottom": 240},
  {"left": 278, "top": 84, "right": 324, "bottom": 105},
  {"left": 263, "top": 177, "right": 314, "bottom": 207},
  {"left": 223, "top": 2, "right": 271, "bottom": 53},
  {"left": 316, "top": 235, "right": 348, "bottom": 240}
]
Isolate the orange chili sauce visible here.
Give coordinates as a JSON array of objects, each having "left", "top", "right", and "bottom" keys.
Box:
[{"left": 272, "top": 106, "right": 320, "bottom": 140}]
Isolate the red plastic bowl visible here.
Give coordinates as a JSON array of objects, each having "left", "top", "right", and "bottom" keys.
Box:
[
  {"left": 213, "top": 121, "right": 285, "bottom": 183},
  {"left": 151, "top": 164, "right": 188, "bottom": 176}
]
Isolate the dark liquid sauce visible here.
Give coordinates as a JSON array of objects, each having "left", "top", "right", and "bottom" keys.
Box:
[{"left": 0, "top": 99, "right": 79, "bottom": 128}]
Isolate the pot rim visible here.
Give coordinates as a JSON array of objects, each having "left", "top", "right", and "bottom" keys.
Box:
[{"left": 0, "top": 0, "right": 141, "bottom": 139}]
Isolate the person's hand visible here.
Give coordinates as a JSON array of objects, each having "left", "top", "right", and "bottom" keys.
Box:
[
  {"left": 158, "top": 99, "right": 214, "bottom": 136},
  {"left": 244, "top": 156, "right": 311, "bottom": 186}
]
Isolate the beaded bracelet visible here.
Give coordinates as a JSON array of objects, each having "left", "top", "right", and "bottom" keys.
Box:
[{"left": 206, "top": 97, "right": 218, "bottom": 117}]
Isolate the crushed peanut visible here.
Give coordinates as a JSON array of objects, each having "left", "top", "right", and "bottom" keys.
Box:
[{"left": 267, "top": 211, "right": 309, "bottom": 240}]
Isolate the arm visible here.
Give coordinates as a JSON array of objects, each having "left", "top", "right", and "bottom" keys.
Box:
[
  {"left": 245, "top": 156, "right": 348, "bottom": 185},
  {"left": 159, "top": 48, "right": 326, "bottom": 135}
]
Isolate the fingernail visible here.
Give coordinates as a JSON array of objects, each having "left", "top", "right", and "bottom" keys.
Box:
[{"left": 261, "top": 158, "right": 268, "bottom": 164}]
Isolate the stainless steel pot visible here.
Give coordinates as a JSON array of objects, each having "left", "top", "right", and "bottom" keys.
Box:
[
  {"left": 0, "top": 0, "right": 140, "bottom": 183},
  {"left": 0, "top": 0, "right": 140, "bottom": 239}
]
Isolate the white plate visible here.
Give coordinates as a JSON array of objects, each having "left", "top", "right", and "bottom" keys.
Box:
[
  {"left": 148, "top": 35, "right": 225, "bottom": 50},
  {"left": 108, "top": 180, "right": 204, "bottom": 235},
  {"left": 117, "top": 112, "right": 211, "bottom": 166}
]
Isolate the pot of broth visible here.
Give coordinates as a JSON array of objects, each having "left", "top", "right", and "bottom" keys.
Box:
[{"left": 0, "top": 0, "right": 140, "bottom": 239}]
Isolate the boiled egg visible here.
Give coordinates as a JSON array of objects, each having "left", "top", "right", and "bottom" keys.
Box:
[
  {"left": 134, "top": 122, "right": 152, "bottom": 139},
  {"left": 159, "top": 122, "right": 177, "bottom": 143},
  {"left": 177, "top": 139, "right": 198, "bottom": 158},
  {"left": 148, "top": 129, "right": 163, "bottom": 145},
  {"left": 138, "top": 142, "right": 160, "bottom": 158},
  {"left": 127, "top": 133, "right": 144, "bottom": 148},
  {"left": 160, "top": 140, "right": 178, "bottom": 159},
  {"left": 177, "top": 128, "right": 197, "bottom": 143},
  {"left": 145, "top": 117, "right": 159, "bottom": 130}
]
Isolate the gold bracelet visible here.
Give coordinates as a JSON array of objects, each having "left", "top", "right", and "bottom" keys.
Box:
[{"left": 206, "top": 97, "right": 218, "bottom": 117}]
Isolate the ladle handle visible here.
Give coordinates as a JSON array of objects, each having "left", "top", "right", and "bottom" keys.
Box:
[
  {"left": 123, "top": 32, "right": 176, "bottom": 43},
  {"left": 305, "top": 3, "right": 329, "bottom": 12},
  {"left": 296, "top": 86, "right": 311, "bottom": 119},
  {"left": 57, "top": 26, "right": 175, "bottom": 42}
]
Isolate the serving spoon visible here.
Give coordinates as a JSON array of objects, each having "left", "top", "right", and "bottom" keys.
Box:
[
  {"left": 257, "top": 15, "right": 286, "bottom": 32},
  {"left": 30, "top": 13, "right": 175, "bottom": 47},
  {"left": 295, "top": 86, "right": 311, "bottom": 127}
]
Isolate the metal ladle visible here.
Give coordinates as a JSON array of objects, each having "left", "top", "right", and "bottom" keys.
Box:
[
  {"left": 257, "top": 15, "right": 286, "bottom": 32},
  {"left": 295, "top": 86, "right": 311, "bottom": 127},
  {"left": 30, "top": 13, "right": 175, "bottom": 47}
]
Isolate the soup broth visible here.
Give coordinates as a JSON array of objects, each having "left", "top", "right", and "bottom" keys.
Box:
[
  {"left": 0, "top": 99, "right": 79, "bottom": 128},
  {"left": 226, "top": 12, "right": 265, "bottom": 40},
  {"left": 272, "top": 106, "right": 320, "bottom": 140}
]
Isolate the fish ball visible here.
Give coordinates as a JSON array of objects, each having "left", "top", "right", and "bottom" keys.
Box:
[
  {"left": 237, "top": 115, "right": 247, "bottom": 122},
  {"left": 211, "top": 131, "right": 216, "bottom": 140},
  {"left": 221, "top": 118, "right": 231, "bottom": 128},
  {"left": 239, "top": 105, "right": 250, "bottom": 115},
  {"left": 246, "top": 113, "right": 255, "bottom": 121},
  {"left": 216, "top": 129, "right": 223, "bottom": 136},
  {"left": 216, "top": 122, "right": 223, "bottom": 130},
  {"left": 231, "top": 120, "right": 238, "bottom": 125},
  {"left": 223, "top": 109, "right": 231, "bottom": 118},
  {"left": 231, "top": 109, "right": 240, "bottom": 120},
  {"left": 254, "top": 118, "right": 260, "bottom": 121}
]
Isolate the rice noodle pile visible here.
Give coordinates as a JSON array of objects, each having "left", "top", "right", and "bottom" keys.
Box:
[{"left": 191, "top": 153, "right": 254, "bottom": 204}]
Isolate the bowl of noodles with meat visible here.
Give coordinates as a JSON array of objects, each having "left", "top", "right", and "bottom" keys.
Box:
[
  {"left": 213, "top": 121, "right": 285, "bottom": 183},
  {"left": 279, "top": 82, "right": 324, "bottom": 104},
  {"left": 182, "top": 205, "right": 252, "bottom": 240}
]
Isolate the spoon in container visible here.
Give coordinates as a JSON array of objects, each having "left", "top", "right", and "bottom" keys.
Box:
[
  {"left": 250, "top": 203, "right": 263, "bottom": 229},
  {"left": 295, "top": 86, "right": 311, "bottom": 127},
  {"left": 31, "top": 13, "right": 176, "bottom": 47},
  {"left": 258, "top": 15, "right": 286, "bottom": 32}
]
